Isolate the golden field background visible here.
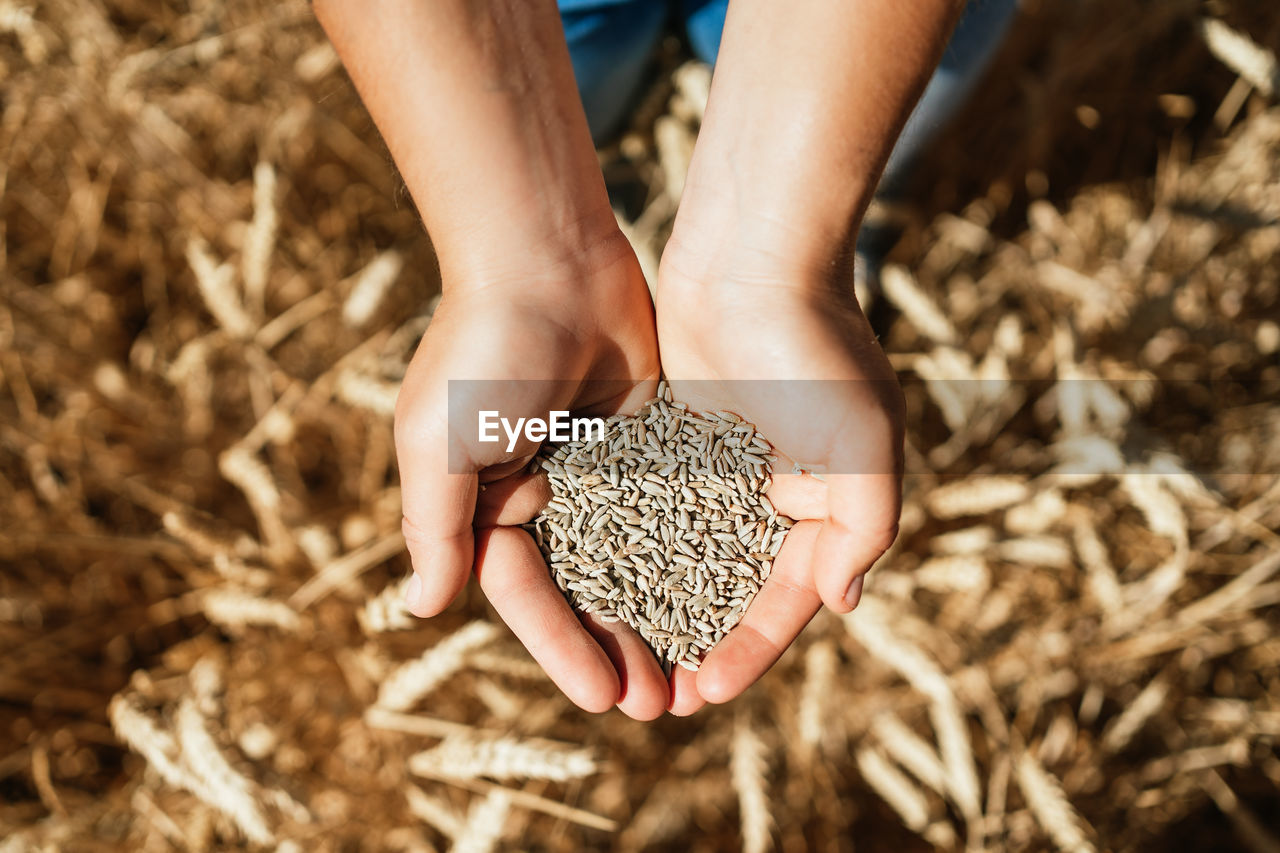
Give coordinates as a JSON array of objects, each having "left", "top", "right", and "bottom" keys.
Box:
[{"left": 2, "top": 1, "right": 1280, "bottom": 850}]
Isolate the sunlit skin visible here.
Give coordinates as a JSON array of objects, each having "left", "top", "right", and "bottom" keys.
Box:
[{"left": 315, "top": 0, "right": 963, "bottom": 718}]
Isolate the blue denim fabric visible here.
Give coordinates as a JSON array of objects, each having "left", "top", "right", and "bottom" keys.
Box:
[
  {"left": 561, "top": 0, "right": 1018, "bottom": 192},
  {"left": 560, "top": 0, "right": 668, "bottom": 145}
]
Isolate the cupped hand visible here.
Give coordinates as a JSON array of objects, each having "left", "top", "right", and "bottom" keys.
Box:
[
  {"left": 655, "top": 252, "right": 905, "bottom": 715},
  {"left": 394, "top": 236, "right": 671, "bottom": 719}
]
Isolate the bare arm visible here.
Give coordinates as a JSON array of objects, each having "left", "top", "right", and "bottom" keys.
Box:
[
  {"left": 313, "top": 0, "right": 624, "bottom": 287},
  {"left": 658, "top": 0, "right": 963, "bottom": 713},
  {"left": 668, "top": 0, "right": 965, "bottom": 283},
  {"left": 316, "top": 0, "right": 667, "bottom": 720}
]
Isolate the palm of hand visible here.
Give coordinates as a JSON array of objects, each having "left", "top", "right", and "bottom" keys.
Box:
[
  {"left": 396, "top": 259, "right": 681, "bottom": 719},
  {"left": 397, "top": 250, "right": 903, "bottom": 719},
  {"left": 655, "top": 278, "right": 904, "bottom": 713}
]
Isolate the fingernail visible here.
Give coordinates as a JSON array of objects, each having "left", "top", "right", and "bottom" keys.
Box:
[
  {"left": 404, "top": 573, "right": 423, "bottom": 608},
  {"left": 843, "top": 575, "right": 865, "bottom": 610}
]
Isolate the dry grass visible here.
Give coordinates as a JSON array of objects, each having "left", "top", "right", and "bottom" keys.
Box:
[{"left": 2, "top": 1, "right": 1279, "bottom": 851}]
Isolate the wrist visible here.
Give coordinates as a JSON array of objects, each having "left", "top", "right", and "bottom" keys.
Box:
[
  {"left": 319, "top": 0, "right": 620, "bottom": 292},
  {"left": 660, "top": 189, "right": 864, "bottom": 299},
  {"left": 435, "top": 205, "right": 633, "bottom": 294}
]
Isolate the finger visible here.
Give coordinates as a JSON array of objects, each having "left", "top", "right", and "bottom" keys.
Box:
[
  {"left": 667, "top": 665, "right": 706, "bottom": 717},
  {"left": 473, "top": 526, "right": 620, "bottom": 713},
  {"left": 695, "top": 520, "right": 822, "bottom": 705},
  {"left": 810, "top": 380, "right": 904, "bottom": 614},
  {"left": 474, "top": 471, "right": 550, "bottom": 527},
  {"left": 580, "top": 613, "right": 669, "bottom": 721},
  {"left": 811, "top": 471, "right": 901, "bottom": 614},
  {"left": 395, "top": 396, "right": 478, "bottom": 617}
]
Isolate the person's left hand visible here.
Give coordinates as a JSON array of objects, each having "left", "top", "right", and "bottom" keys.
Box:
[{"left": 654, "top": 239, "right": 905, "bottom": 715}]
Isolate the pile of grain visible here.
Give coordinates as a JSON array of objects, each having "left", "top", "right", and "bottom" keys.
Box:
[{"left": 527, "top": 382, "right": 791, "bottom": 671}]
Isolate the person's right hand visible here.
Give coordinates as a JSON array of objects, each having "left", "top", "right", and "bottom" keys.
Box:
[{"left": 394, "top": 232, "right": 672, "bottom": 720}]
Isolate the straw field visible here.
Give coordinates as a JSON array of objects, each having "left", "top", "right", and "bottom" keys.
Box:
[{"left": 2, "top": 1, "right": 1279, "bottom": 850}]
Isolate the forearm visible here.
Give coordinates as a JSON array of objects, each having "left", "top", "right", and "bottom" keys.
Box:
[
  {"left": 314, "top": 0, "right": 622, "bottom": 288},
  {"left": 669, "top": 0, "right": 964, "bottom": 284}
]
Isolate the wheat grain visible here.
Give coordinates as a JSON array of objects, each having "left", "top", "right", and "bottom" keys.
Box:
[
  {"left": 1048, "top": 434, "right": 1127, "bottom": 484},
  {"left": 995, "top": 536, "right": 1073, "bottom": 570},
  {"left": 1140, "top": 740, "right": 1251, "bottom": 784},
  {"left": 166, "top": 335, "right": 215, "bottom": 437},
  {"left": 187, "top": 237, "right": 254, "bottom": 338},
  {"left": 289, "top": 530, "right": 408, "bottom": 609},
  {"left": 406, "top": 785, "right": 463, "bottom": 839},
  {"left": 846, "top": 598, "right": 980, "bottom": 820},
  {"left": 342, "top": 249, "right": 403, "bottom": 328},
  {"left": 527, "top": 381, "right": 788, "bottom": 669},
  {"left": 1121, "top": 473, "right": 1189, "bottom": 547},
  {"left": 336, "top": 367, "right": 399, "bottom": 417},
  {"left": 844, "top": 596, "right": 950, "bottom": 702},
  {"left": 450, "top": 790, "right": 511, "bottom": 853},
  {"left": 914, "top": 554, "right": 990, "bottom": 592},
  {"left": 365, "top": 707, "right": 482, "bottom": 740},
  {"left": 1072, "top": 515, "right": 1123, "bottom": 618},
  {"left": 237, "top": 722, "right": 278, "bottom": 761},
  {"left": 1199, "top": 18, "right": 1278, "bottom": 97},
  {"left": 418, "top": 772, "right": 618, "bottom": 833},
  {"left": 471, "top": 678, "right": 523, "bottom": 721},
  {"left": 376, "top": 621, "right": 499, "bottom": 712},
  {"left": 201, "top": 587, "right": 302, "bottom": 635},
  {"left": 241, "top": 161, "right": 277, "bottom": 314},
  {"left": 409, "top": 735, "right": 597, "bottom": 783},
  {"left": 797, "top": 641, "right": 837, "bottom": 753},
  {"left": 926, "top": 476, "right": 1031, "bottom": 519},
  {"left": 467, "top": 649, "right": 547, "bottom": 681},
  {"left": 984, "top": 751, "right": 1012, "bottom": 846},
  {"left": 174, "top": 697, "right": 274, "bottom": 844},
  {"left": 256, "top": 289, "right": 334, "bottom": 350},
  {"left": 932, "top": 695, "right": 982, "bottom": 822},
  {"left": 1015, "top": 750, "right": 1095, "bottom": 853},
  {"left": 924, "top": 820, "right": 959, "bottom": 850},
  {"left": 1084, "top": 376, "right": 1131, "bottom": 430},
  {"left": 1122, "top": 550, "right": 1191, "bottom": 624},
  {"left": 856, "top": 746, "right": 930, "bottom": 833},
  {"left": 131, "top": 789, "right": 192, "bottom": 850},
  {"left": 358, "top": 573, "right": 417, "bottom": 634},
  {"left": 30, "top": 745, "right": 64, "bottom": 816},
  {"left": 931, "top": 525, "right": 996, "bottom": 555},
  {"left": 296, "top": 524, "right": 339, "bottom": 567},
  {"left": 1038, "top": 262, "right": 1129, "bottom": 331},
  {"left": 0, "top": 2, "right": 47, "bottom": 63},
  {"left": 880, "top": 265, "right": 959, "bottom": 345},
  {"left": 1174, "top": 547, "right": 1280, "bottom": 629},
  {"left": 108, "top": 693, "right": 200, "bottom": 794},
  {"left": 731, "top": 715, "right": 772, "bottom": 853},
  {"left": 295, "top": 39, "right": 339, "bottom": 80},
  {"left": 1101, "top": 676, "right": 1169, "bottom": 753},
  {"left": 870, "top": 713, "right": 949, "bottom": 799},
  {"left": 187, "top": 657, "right": 223, "bottom": 716},
  {"left": 217, "top": 445, "right": 296, "bottom": 565},
  {"left": 672, "top": 60, "right": 711, "bottom": 121},
  {"left": 915, "top": 347, "right": 978, "bottom": 430},
  {"left": 161, "top": 511, "right": 231, "bottom": 561},
  {"left": 1037, "top": 712, "right": 1078, "bottom": 766},
  {"left": 1005, "top": 489, "right": 1068, "bottom": 535}
]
